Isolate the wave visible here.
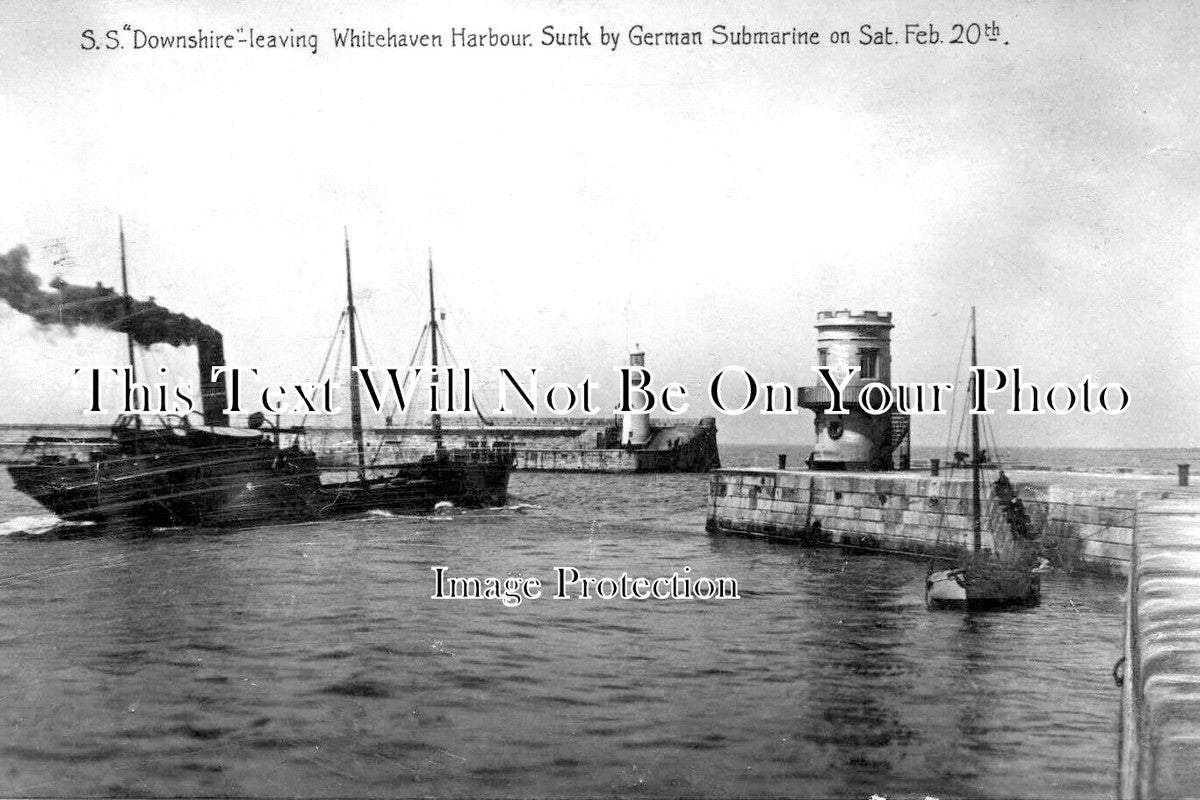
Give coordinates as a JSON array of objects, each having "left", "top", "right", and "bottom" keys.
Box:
[{"left": 501, "top": 503, "right": 544, "bottom": 512}]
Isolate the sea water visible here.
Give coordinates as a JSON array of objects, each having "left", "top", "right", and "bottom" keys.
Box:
[{"left": 0, "top": 446, "right": 1140, "bottom": 797}]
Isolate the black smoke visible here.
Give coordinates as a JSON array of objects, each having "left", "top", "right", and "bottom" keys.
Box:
[{"left": 0, "top": 244, "right": 218, "bottom": 346}]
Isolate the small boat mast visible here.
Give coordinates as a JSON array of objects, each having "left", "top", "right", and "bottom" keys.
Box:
[
  {"left": 344, "top": 227, "right": 367, "bottom": 483},
  {"left": 970, "top": 305, "right": 981, "bottom": 553},
  {"left": 427, "top": 249, "right": 444, "bottom": 455}
]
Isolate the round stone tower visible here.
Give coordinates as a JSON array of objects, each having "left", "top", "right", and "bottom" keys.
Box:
[{"left": 798, "top": 309, "right": 896, "bottom": 470}]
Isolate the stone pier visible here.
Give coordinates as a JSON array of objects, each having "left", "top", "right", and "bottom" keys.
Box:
[{"left": 707, "top": 467, "right": 1196, "bottom": 576}]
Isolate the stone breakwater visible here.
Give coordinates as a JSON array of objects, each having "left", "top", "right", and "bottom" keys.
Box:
[
  {"left": 707, "top": 467, "right": 1198, "bottom": 576},
  {"left": 0, "top": 419, "right": 720, "bottom": 474}
]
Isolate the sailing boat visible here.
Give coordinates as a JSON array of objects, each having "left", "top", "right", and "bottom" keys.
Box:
[
  {"left": 925, "top": 308, "right": 1041, "bottom": 611},
  {"left": 313, "top": 232, "right": 514, "bottom": 514}
]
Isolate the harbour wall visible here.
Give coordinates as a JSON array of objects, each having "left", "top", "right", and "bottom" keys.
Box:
[
  {"left": 1118, "top": 497, "right": 1200, "bottom": 798},
  {"left": 512, "top": 447, "right": 706, "bottom": 473},
  {"left": 309, "top": 442, "right": 708, "bottom": 474},
  {"left": 0, "top": 420, "right": 636, "bottom": 458},
  {"left": 0, "top": 420, "right": 720, "bottom": 474},
  {"left": 707, "top": 467, "right": 1196, "bottom": 576}
]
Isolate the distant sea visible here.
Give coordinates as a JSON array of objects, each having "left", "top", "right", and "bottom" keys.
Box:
[
  {"left": 723, "top": 442, "right": 1200, "bottom": 474},
  {"left": 4, "top": 422, "right": 1194, "bottom": 476}
]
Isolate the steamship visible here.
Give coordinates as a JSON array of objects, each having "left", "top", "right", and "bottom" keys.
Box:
[
  {"left": 3, "top": 226, "right": 512, "bottom": 528},
  {"left": 7, "top": 412, "right": 324, "bottom": 528},
  {"left": 4, "top": 228, "right": 324, "bottom": 527}
]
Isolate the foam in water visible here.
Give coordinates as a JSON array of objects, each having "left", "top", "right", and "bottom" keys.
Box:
[{"left": 0, "top": 514, "right": 84, "bottom": 537}]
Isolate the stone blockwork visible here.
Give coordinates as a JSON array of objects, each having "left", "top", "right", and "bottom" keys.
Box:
[
  {"left": 1010, "top": 482, "right": 1141, "bottom": 576},
  {"left": 515, "top": 449, "right": 640, "bottom": 472},
  {"left": 707, "top": 468, "right": 1191, "bottom": 576}
]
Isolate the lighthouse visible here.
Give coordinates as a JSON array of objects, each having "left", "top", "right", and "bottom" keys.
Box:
[
  {"left": 617, "top": 348, "right": 653, "bottom": 447},
  {"left": 798, "top": 310, "right": 908, "bottom": 471}
]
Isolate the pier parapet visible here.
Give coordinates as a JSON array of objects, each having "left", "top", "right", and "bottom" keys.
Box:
[{"left": 1119, "top": 496, "right": 1200, "bottom": 798}]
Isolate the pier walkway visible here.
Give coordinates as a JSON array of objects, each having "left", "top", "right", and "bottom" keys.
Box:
[{"left": 1120, "top": 496, "right": 1200, "bottom": 799}]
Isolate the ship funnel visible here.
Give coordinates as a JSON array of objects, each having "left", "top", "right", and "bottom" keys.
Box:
[{"left": 197, "top": 332, "right": 228, "bottom": 428}]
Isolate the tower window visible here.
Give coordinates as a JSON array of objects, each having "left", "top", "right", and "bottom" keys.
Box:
[
  {"left": 860, "top": 349, "right": 879, "bottom": 380},
  {"left": 818, "top": 348, "right": 828, "bottom": 367}
]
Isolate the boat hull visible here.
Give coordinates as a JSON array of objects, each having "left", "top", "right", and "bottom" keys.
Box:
[
  {"left": 8, "top": 425, "right": 514, "bottom": 529},
  {"left": 925, "top": 566, "right": 1041, "bottom": 611},
  {"left": 319, "top": 452, "right": 514, "bottom": 515}
]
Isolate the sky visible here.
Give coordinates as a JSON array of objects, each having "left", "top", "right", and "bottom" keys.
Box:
[{"left": 1, "top": 0, "right": 1197, "bottom": 447}]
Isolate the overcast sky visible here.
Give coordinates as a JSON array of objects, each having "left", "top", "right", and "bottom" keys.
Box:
[{"left": 1, "top": 0, "right": 1197, "bottom": 448}]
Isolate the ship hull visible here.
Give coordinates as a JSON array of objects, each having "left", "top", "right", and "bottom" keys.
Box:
[
  {"left": 319, "top": 452, "right": 514, "bottom": 515},
  {"left": 7, "top": 447, "right": 321, "bottom": 528},
  {"left": 7, "top": 425, "right": 514, "bottom": 529}
]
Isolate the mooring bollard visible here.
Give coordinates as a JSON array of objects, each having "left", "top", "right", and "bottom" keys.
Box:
[
  {"left": 778, "top": 454, "right": 787, "bottom": 470},
  {"left": 1180, "top": 463, "right": 1190, "bottom": 487},
  {"left": 930, "top": 458, "right": 940, "bottom": 477}
]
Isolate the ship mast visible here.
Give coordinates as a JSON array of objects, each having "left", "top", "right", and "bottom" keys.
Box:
[
  {"left": 427, "top": 248, "right": 444, "bottom": 454},
  {"left": 970, "top": 306, "right": 981, "bottom": 554},
  {"left": 344, "top": 228, "right": 367, "bottom": 483},
  {"left": 118, "top": 218, "right": 141, "bottom": 433}
]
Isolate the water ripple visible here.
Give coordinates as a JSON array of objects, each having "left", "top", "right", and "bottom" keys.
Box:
[{"left": 0, "top": 468, "right": 1124, "bottom": 797}]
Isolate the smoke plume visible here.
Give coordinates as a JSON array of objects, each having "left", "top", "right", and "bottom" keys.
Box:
[{"left": 0, "top": 244, "right": 218, "bottom": 346}]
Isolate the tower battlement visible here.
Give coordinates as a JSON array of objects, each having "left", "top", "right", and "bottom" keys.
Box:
[{"left": 816, "top": 309, "right": 894, "bottom": 326}]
